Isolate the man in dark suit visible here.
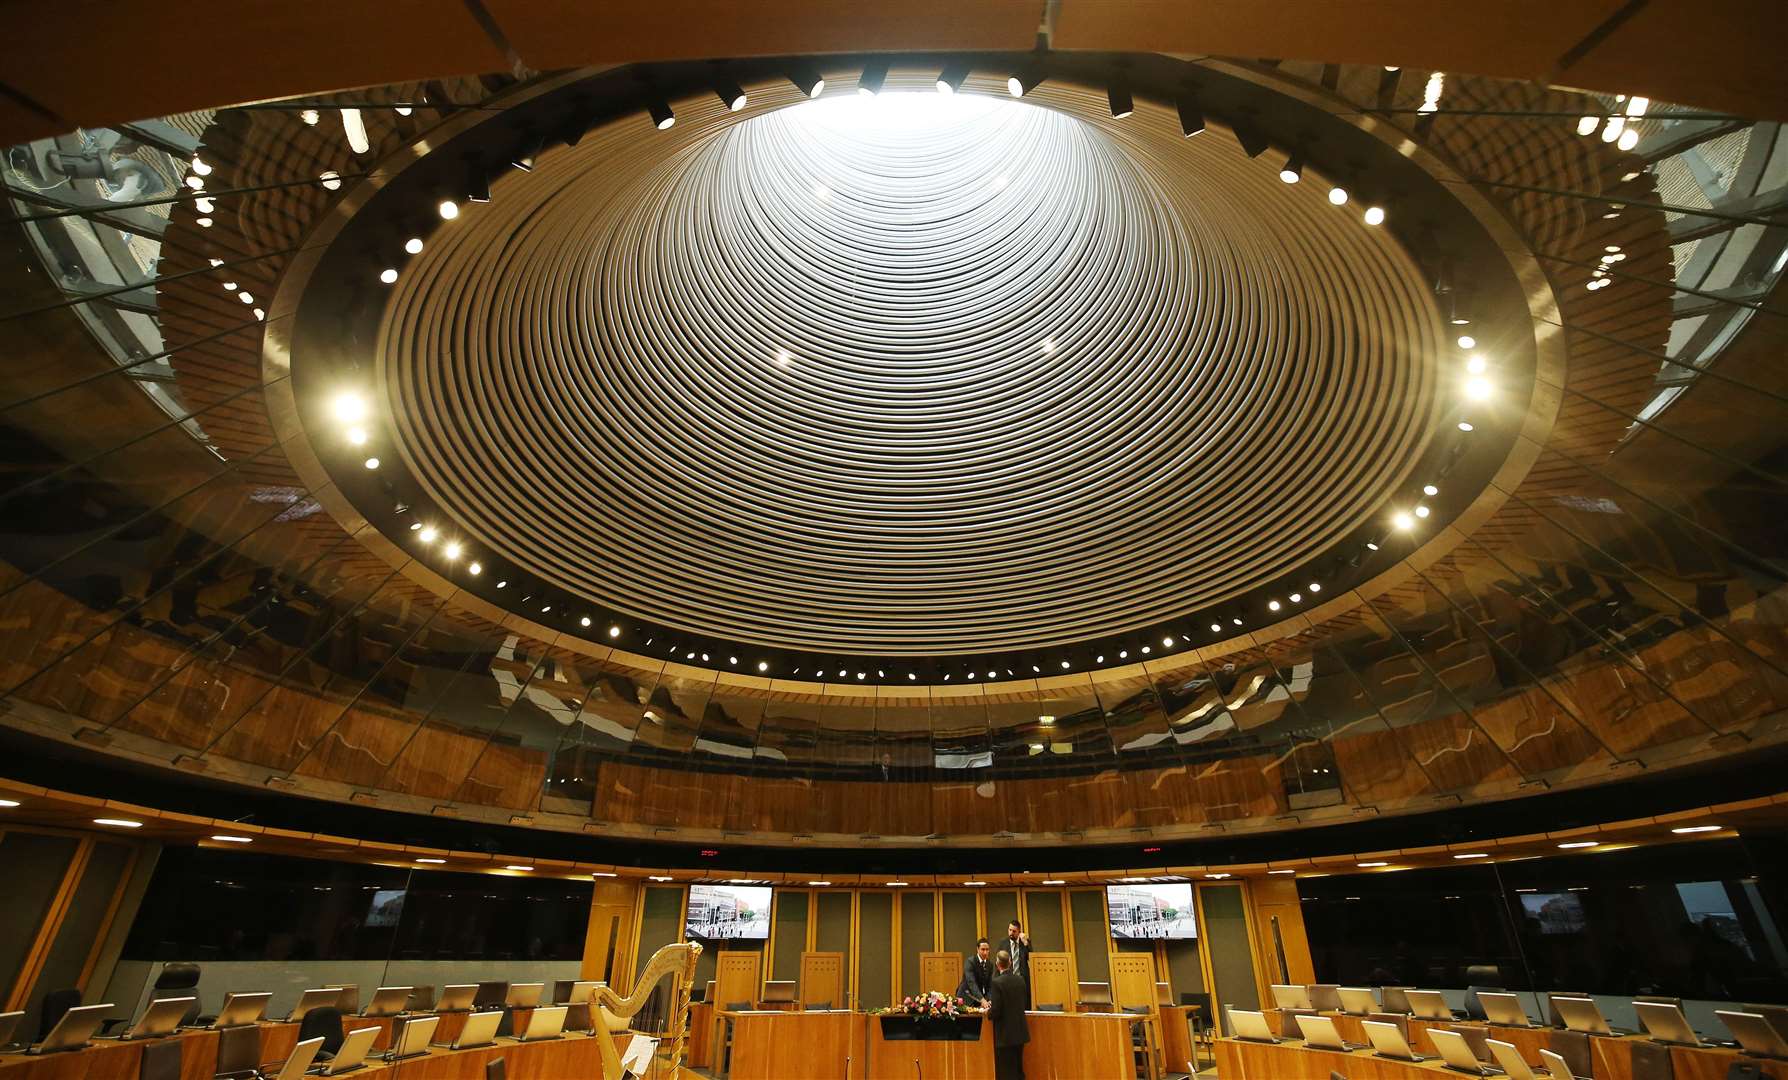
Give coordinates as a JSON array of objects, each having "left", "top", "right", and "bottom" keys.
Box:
[
  {"left": 957, "top": 938, "right": 993, "bottom": 1005},
  {"left": 987, "top": 951, "right": 1029, "bottom": 1080},
  {"left": 1005, "top": 920, "right": 1032, "bottom": 1007}
]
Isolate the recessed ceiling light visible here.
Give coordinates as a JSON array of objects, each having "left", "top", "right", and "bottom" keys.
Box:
[
  {"left": 1059, "top": 659, "right": 1070, "bottom": 669},
  {"left": 438, "top": 199, "right": 459, "bottom": 220},
  {"left": 415, "top": 857, "right": 446, "bottom": 863},
  {"left": 1140, "top": 646, "right": 1151, "bottom": 654},
  {"left": 1414, "top": 505, "right": 1430, "bottom": 518},
  {"left": 1290, "top": 593, "right": 1302, "bottom": 603},
  {"left": 1206, "top": 872, "right": 1231, "bottom": 879},
  {"left": 1268, "top": 600, "right": 1280, "bottom": 611},
  {"left": 506, "top": 865, "right": 533, "bottom": 872},
  {"left": 1423, "top": 484, "right": 1438, "bottom": 495},
  {"left": 0, "top": 798, "right": 20, "bottom": 808},
  {"left": 379, "top": 268, "right": 398, "bottom": 284},
  {"left": 404, "top": 237, "right": 424, "bottom": 255},
  {"left": 1458, "top": 421, "right": 1474, "bottom": 432},
  {"left": 211, "top": 834, "right": 254, "bottom": 843},
  {"left": 1231, "top": 617, "right": 1242, "bottom": 626},
  {"left": 1327, "top": 186, "right": 1348, "bottom": 205},
  {"left": 1042, "top": 879, "right": 1066, "bottom": 885},
  {"left": 1268, "top": 869, "right": 1296, "bottom": 875},
  {"left": 496, "top": 580, "right": 507, "bottom": 588},
  {"left": 580, "top": 617, "right": 591, "bottom": 627},
  {"left": 300, "top": 109, "right": 321, "bottom": 125},
  {"left": 1466, "top": 354, "right": 1488, "bottom": 374},
  {"left": 468, "top": 562, "right": 482, "bottom": 575},
  {"left": 1458, "top": 335, "right": 1476, "bottom": 349},
  {"left": 443, "top": 542, "right": 461, "bottom": 559},
  {"left": 1671, "top": 825, "right": 1722, "bottom": 834},
  {"left": 592, "top": 871, "right": 618, "bottom": 877},
  {"left": 757, "top": 661, "right": 769, "bottom": 672},
  {"left": 1358, "top": 861, "right": 1389, "bottom": 868},
  {"left": 346, "top": 428, "right": 368, "bottom": 446},
  {"left": 94, "top": 818, "right": 143, "bottom": 828},
  {"left": 363, "top": 457, "right": 380, "bottom": 470},
  {"left": 963, "top": 880, "right": 987, "bottom": 886},
  {"left": 332, "top": 392, "right": 367, "bottom": 423},
  {"left": 1453, "top": 852, "right": 1489, "bottom": 859},
  {"left": 1394, "top": 512, "right": 1415, "bottom": 530},
  {"left": 651, "top": 876, "right": 675, "bottom": 882},
  {"left": 419, "top": 526, "right": 438, "bottom": 543},
  {"left": 1557, "top": 841, "right": 1599, "bottom": 849},
  {"left": 1363, "top": 205, "right": 1386, "bottom": 226},
  {"left": 886, "top": 880, "right": 908, "bottom": 887},
  {"left": 808, "top": 880, "right": 831, "bottom": 886},
  {"left": 1210, "top": 623, "right": 1222, "bottom": 632},
  {"left": 1465, "top": 376, "right": 1492, "bottom": 400}
]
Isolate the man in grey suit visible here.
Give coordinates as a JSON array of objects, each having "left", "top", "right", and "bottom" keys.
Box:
[{"left": 988, "top": 951, "right": 1029, "bottom": 1080}]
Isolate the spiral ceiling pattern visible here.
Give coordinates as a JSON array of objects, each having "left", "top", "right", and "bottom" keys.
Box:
[{"left": 379, "top": 86, "right": 1443, "bottom": 655}]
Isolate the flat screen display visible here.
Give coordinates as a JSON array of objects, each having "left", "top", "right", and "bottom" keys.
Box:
[
  {"left": 1106, "top": 883, "right": 1197, "bottom": 939},
  {"left": 685, "top": 884, "right": 772, "bottom": 940},
  {"left": 365, "top": 888, "right": 407, "bottom": 927},
  {"left": 1520, "top": 891, "right": 1587, "bottom": 935}
]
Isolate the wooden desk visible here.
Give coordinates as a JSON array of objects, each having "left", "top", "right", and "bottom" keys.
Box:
[
  {"left": 863, "top": 1011, "right": 1137, "bottom": 1080},
  {"left": 688, "top": 1001, "right": 715, "bottom": 1068},
  {"left": 728, "top": 1010, "right": 865, "bottom": 1079},
  {"left": 0, "top": 1021, "right": 307, "bottom": 1080},
  {"left": 1217, "top": 1033, "right": 1788, "bottom": 1080},
  {"left": 1158, "top": 1004, "right": 1202, "bottom": 1073}
]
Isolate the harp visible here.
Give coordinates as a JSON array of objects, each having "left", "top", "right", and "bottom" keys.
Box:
[{"left": 591, "top": 941, "right": 703, "bottom": 1079}]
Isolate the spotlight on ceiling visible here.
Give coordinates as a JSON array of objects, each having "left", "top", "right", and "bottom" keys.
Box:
[
  {"left": 1328, "top": 186, "right": 1349, "bottom": 205},
  {"left": 1234, "top": 122, "right": 1271, "bottom": 159},
  {"left": 463, "top": 157, "right": 491, "bottom": 203},
  {"left": 1177, "top": 94, "right": 1205, "bottom": 137},
  {"left": 1008, "top": 66, "right": 1044, "bottom": 98},
  {"left": 858, "top": 60, "right": 890, "bottom": 97},
  {"left": 712, "top": 77, "right": 748, "bottom": 112},
  {"left": 936, "top": 61, "right": 971, "bottom": 95},
  {"left": 788, "top": 64, "right": 825, "bottom": 99},
  {"left": 438, "top": 199, "right": 460, "bottom": 220},
  {"left": 1363, "top": 204, "right": 1387, "bottom": 226},
  {"left": 648, "top": 101, "right": 676, "bottom": 130},
  {"left": 1107, "top": 82, "right": 1134, "bottom": 119},
  {"left": 1278, "top": 153, "right": 1304, "bottom": 184},
  {"left": 511, "top": 132, "right": 544, "bottom": 171}
]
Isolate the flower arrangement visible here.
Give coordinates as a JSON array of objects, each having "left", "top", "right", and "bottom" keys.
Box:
[{"left": 882, "top": 989, "right": 967, "bottom": 1019}]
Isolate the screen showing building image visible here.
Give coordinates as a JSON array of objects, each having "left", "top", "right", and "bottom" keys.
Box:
[
  {"left": 1106, "top": 883, "right": 1197, "bottom": 940},
  {"left": 365, "top": 888, "right": 407, "bottom": 928},
  {"left": 1520, "top": 891, "right": 1587, "bottom": 935},
  {"left": 685, "top": 884, "right": 773, "bottom": 941}
]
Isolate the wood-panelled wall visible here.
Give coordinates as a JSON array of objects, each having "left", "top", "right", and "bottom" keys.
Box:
[{"left": 615, "top": 882, "right": 1302, "bottom": 1013}]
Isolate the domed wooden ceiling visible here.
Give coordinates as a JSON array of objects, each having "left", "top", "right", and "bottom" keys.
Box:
[{"left": 370, "top": 83, "right": 1443, "bottom": 657}]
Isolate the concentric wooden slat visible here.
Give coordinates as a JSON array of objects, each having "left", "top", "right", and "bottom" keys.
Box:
[{"left": 378, "top": 75, "right": 1442, "bottom": 655}]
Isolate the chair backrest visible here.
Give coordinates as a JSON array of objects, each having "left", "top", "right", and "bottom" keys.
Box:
[
  {"left": 724, "top": 1001, "right": 752, "bottom": 1013},
  {"left": 139, "top": 1036, "right": 182, "bottom": 1080},
  {"left": 1034, "top": 1003, "right": 1064, "bottom": 1012},
  {"left": 807, "top": 1001, "right": 832, "bottom": 1012},
  {"left": 1464, "top": 965, "right": 1503, "bottom": 986},
  {"left": 407, "top": 986, "right": 435, "bottom": 1011},
  {"left": 216, "top": 1023, "right": 262, "bottom": 1075},
  {"left": 1547, "top": 1029, "right": 1592, "bottom": 1080},
  {"left": 485, "top": 1058, "right": 507, "bottom": 1080},
  {"left": 473, "top": 982, "right": 509, "bottom": 1009},
  {"left": 153, "top": 963, "right": 201, "bottom": 993},
  {"left": 36, "top": 988, "right": 82, "bottom": 1043},
  {"left": 1181, "top": 992, "right": 1212, "bottom": 1030},
  {"left": 298, "top": 1006, "right": 345, "bottom": 1055}
]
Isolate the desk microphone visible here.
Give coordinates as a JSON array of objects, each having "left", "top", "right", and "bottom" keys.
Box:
[{"left": 914, "top": 1059, "right": 922, "bottom": 1080}]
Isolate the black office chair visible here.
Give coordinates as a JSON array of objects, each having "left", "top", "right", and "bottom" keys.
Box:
[
  {"left": 485, "top": 1059, "right": 506, "bottom": 1080},
  {"left": 1033, "top": 1004, "right": 1065, "bottom": 1013},
  {"left": 1181, "top": 992, "right": 1214, "bottom": 1070},
  {"left": 140, "top": 1037, "right": 182, "bottom": 1080},
  {"left": 36, "top": 988, "right": 82, "bottom": 1042},
  {"left": 1462, "top": 965, "right": 1505, "bottom": 1021},
  {"left": 151, "top": 962, "right": 205, "bottom": 1027},
  {"left": 807, "top": 1001, "right": 832, "bottom": 1012},
  {"left": 407, "top": 985, "right": 436, "bottom": 1012},
  {"left": 297, "top": 1006, "right": 345, "bottom": 1060},
  {"left": 214, "top": 1023, "right": 262, "bottom": 1080}
]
